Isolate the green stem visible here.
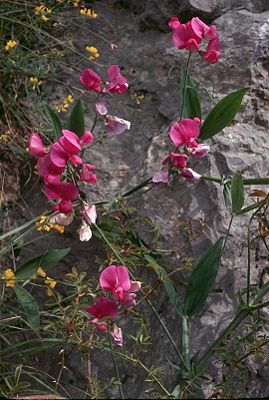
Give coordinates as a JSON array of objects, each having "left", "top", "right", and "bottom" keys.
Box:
[
  {"left": 120, "top": 178, "right": 152, "bottom": 198},
  {"left": 180, "top": 52, "right": 191, "bottom": 120},
  {"left": 202, "top": 176, "right": 269, "bottom": 186},
  {"left": 94, "top": 224, "right": 186, "bottom": 368},
  {"left": 108, "top": 328, "right": 124, "bottom": 399},
  {"left": 182, "top": 316, "right": 190, "bottom": 378},
  {"left": 196, "top": 281, "right": 269, "bottom": 375}
]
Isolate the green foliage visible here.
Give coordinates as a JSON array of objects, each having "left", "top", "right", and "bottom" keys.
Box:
[
  {"left": 179, "top": 67, "right": 201, "bottom": 120},
  {"left": 184, "top": 237, "right": 224, "bottom": 317},
  {"left": 44, "top": 104, "right": 62, "bottom": 137},
  {"left": 13, "top": 285, "right": 40, "bottom": 332},
  {"left": 231, "top": 171, "right": 245, "bottom": 214},
  {"left": 67, "top": 99, "right": 85, "bottom": 137},
  {"left": 200, "top": 88, "right": 248, "bottom": 139}
]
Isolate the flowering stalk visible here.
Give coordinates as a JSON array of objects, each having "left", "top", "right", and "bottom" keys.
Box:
[{"left": 180, "top": 52, "right": 192, "bottom": 120}]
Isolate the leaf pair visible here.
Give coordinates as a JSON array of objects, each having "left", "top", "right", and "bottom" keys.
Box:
[
  {"left": 179, "top": 66, "right": 247, "bottom": 140},
  {"left": 45, "top": 99, "right": 85, "bottom": 138}
]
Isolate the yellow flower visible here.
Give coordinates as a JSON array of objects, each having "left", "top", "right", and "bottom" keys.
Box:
[
  {"left": 41, "top": 15, "right": 49, "bottom": 22},
  {"left": 86, "top": 46, "right": 100, "bottom": 61},
  {"left": 55, "top": 95, "right": 74, "bottom": 113},
  {"left": 72, "top": 0, "right": 80, "bottom": 6},
  {"left": 46, "top": 8, "right": 52, "bottom": 14},
  {"left": 35, "top": 5, "right": 46, "bottom": 15},
  {"left": 36, "top": 215, "right": 51, "bottom": 232},
  {"left": 2, "top": 269, "right": 16, "bottom": 287},
  {"left": 47, "top": 287, "right": 54, "bottom": 296},
  {"left": 80, "top": 7, "right": 97, "bottom": 18},
  {"left": 45, "top": 277, "right": 57, "bottom": 289},
  {"left": 37, "top": 267, "right": 46, "bottom": 278},
  {"left": 29, "top": 76, "right": 43, "bottom": 90},
  {"left": 0, "top": 134, "right": 10, "bottom": 143},
  {"left": 51, "top": 224, "right": 65, "bottom": 234},
  {"left": 5, "top": 40, "right": 17, "bottom": 51}
]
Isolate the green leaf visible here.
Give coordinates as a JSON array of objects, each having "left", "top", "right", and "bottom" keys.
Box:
[
  {"left": 231, "top": 171, "right": 244, "bottom": 214},
  {"left": 13, "top": 286, "right": 40, "bottom": 332},
  {"left": 184, "top": 237, "right": 224, "bottom": 317},
  {"left": 67, "top": 99, "right": 85, "bottom": 137},
  {"left": 145, "top": 254, "right": 184, "bottom": 317},
  {"left": 16, "top": 248, "right": 70, "bottom": 281},
  {"left": 44, "top": 105, "right": 62, "bottom": 137},
  {"left": 179, "top": 67, "right": 201, "bottom": 119},
  {"left": 200, "top": 88, "right": 248, "bottom": 140}
]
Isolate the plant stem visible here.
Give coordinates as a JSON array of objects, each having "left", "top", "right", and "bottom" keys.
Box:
[
  {"left": 202, "top": 176, "right": 269, "bottom": 186},
  {"left": 180, "top": 52, "right": 191, "bottom": 120},
  {"left": 196, "top": 281, "right": 269, "bottom": 375},
  {"left": 108, "top": 327, "right": 124, "bottom": 400},
  {"left": 94, "top": 224, "right": 186, "bottom": 368},
  {"left": 182, "top": 316, "right": 190, "bottom": 378}
]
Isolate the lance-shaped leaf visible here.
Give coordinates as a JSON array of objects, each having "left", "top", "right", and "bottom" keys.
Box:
[
  {"left": 13, "top": 286, "right": 40, "bottom": 332},
  {"left": 67, "top": 99, "right": 85, "bottom": 137},
  {"left": 231, "top": 171, "right": 244, "bottom": 214},
  {"left": 15, "top": 248, "right": 70, "bottom": 281},
  {"left": 145, "top": 254, "right": 184, "bottom": 317},
  {"left": 200, "top": 88, "right": 248, "bottom": 140},
  {"left": 184, "top": 237, "right": 224, "bottom": 317},
  {"left": 44, "top": 105, "right": 62, "bottom": 137},
  {"left": 179, "top": 67, "right": 201, "bottom": 120}
]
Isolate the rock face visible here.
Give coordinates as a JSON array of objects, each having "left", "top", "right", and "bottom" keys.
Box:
[{"left": 20, "top": 0, "right": 269, "bottom": 397}]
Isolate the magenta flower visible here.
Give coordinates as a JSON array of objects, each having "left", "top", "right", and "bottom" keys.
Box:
[
  {"left": 94, "top": 101, "right": 108, "bottom": 116},
  {"left": 103, "top": 65, "right": 128, "bottom": 94},
  {"left": 29, "top": 132, "right": 47, "bottom": 158},
  {"left": 45, "top": 179, "right": 79, "bottom": 213},
  {"left": 105, "top": 115, "right": 131, "bottom": 135},
  {"left": 190, "top": 143, "right": 210, "bottom": 158},
  {"left": 204, "top": 36, "right": 221, "bottom": 64},
  {"left": 180, "top": 168, "right": 201, "bottom": 181},
  {"left": 162, "top": 153, "right": 188, "bottom": 169},
  {"left": 152, "top": 170, "right": 169, "bottom": 184},
  {"left": 79, "top": 163, "right": 97, "bottom": 183},
  {"left": 100, "top": 265, "right": 131, "bottom": 302},
  {"left": 80, "top": 68, "right": 102, "bottom": 93},
  {"left": 37, "top": 154, "right": 65, "bottom": 178},
  {"left": 80, "top": 130, "right": 94, "bottom": 147},
  {"left": 169, "top": 117, "right": 200, "bottom": 148},
  {"left": 110, "top": 324, "right": 123, "bottom": 346},
  {"left": 85, "top": 297, "right": 118, "bottom": 331}
]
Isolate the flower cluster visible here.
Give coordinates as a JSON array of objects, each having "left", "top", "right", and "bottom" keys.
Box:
[
  {"left": 80, "top": 7, "right": 97, "bottom": 18},
  {"left": 29, "top": 129, "right": 96, "bottom": 214},
  {"left": 153, "top": 118, "right": 210, "bottom": 183},
  {"left": 80, "top": 65, "right": 131, "bottom": 135},
  {"left": 169, "top": 16, "right": 220, "bottom": 64},
  {"left": 2, "top": 269, "right": 16, "bottom": 287},
  {"left": 55, "top": 95, "right": 74, "bottom": 113},
  {"left": 35, "top": 215, "right": 65, "bottom": 234},
  {"left": 28, "top": 76, "right": 43, "bottom": 91},
  {"left": 32, "top": 266, "right": 57, "bottom": 296},
  {"left": 34, "top": 5, "right": 52, "bottom": 23},
  {"left": 85, "top": 265, "right": 141, "bottom": 346},
  {"left": 5, "top": 40, "right": 17, "bottom": 51},
  {"left": 86, "top": 46, "right": 100, "bottom": 61}
]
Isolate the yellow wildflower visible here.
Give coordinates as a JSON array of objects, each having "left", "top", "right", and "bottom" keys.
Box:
[
  {"left": 37, "top": 266, "right": 46, "bottom": 278},
  {"left": 41, "top": 15, "right": 49, "bottom": 22},
  {"left": 0, "top": 133, "right": 10, "bottom": 143},
  {"left": 86, "top": 46, "right": 100, "bottom": 61},
  {"left": 50, "top": 224, "right": 65, "bottom": 234},
  {"left": 36, "top": 215, "right": 51, "bottom": 232},
  {"left": 80, "top": 7, "right": 97, "bottom": 18},
  {"left": 46, "top": 8, "right": 52, "bottom": 14},
  {"left": 35, "top": 5, "right": 46, "bottom": 15},
  {"left": 72, "top": 0, "right": 80, "bottom": 6},
  {"left": 2, "top": 269, "right": 16, "bottom": 287},
  {"left": 29, "top": 76, "right": 43, "bottom": 90},
  {"left": 5, "top": 40, "right": 17, "bottom": 51},
  {"left": 45, "top": 277, "right": 57, "bottom": 289},
  {"left": 55, "top": 94, "right": 74, "bottom": 113},
  {"left": 47, "top": 287, "right": 54, "bottom": 296}
]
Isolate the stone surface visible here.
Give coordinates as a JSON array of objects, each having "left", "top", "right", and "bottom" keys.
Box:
[{"left": 16, "top": 0, "right": 269, "bottom": 397}]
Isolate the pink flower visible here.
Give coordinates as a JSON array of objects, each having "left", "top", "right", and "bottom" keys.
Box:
[
  {"left": 50, "top": 130, "right": 83, "bottom": 168},
  {"left": 190, "top": 143, "right": 210, "bottom": 158},
  {"left": 105, "top": 115, "right": 131, "bottom": 135},
  {"left": 180, "top": 168, "right": 201, "bottom": 181},
  {"left": 81, "top": 203, "right": 97, "bottom": 225},
  {"left": 100, "top": 265, "right": 131, "bottom": 302},
  {"left": 79, "top": 130, "right": 94, "bottom": 147},
  {"left": 152, "top": 170, "right": 169, "bottom": 184},
  {"left": 169, "top": 117, "right": 200, "bottom": 148},
  {"left": 45, "top": 180, "right": 79, "bottom": 213},
  {"left": 77, "top": 220, "right": 93, "bottom": 241},
  {"left": 80, "top": 68, "right": 102, "bottom": 93},
  {"left": 79, "top": 164, "right": 97, "bottom": 184},
  {"left": 103, "top": 65, "right": 128, "bottom": 94},
  {"left": 169, "top": 17, "right": 202, "bottom": 52},
  {"left": 29, "top": 132, "right": 47, "bottom": 158},
  {"left": 204, "top": 36, "right": 221, "bottom": 64},
  {"left": 49, "top": 213, "right": 73, "bottom": 226},
  {"left": 85, "top": 297, "right": 118, "bottom": 331},
  {"left": 110, "top": 324, "right": 123, "bottom": 346},
  {"left": 37, "top": 154, "right": 65, "bottom": 178},
  {"left": 94, "top": 101, "right": 108, "bottom": 116},
  {"left": 162, "top": 153, "right": 188, "bottom": 169}
]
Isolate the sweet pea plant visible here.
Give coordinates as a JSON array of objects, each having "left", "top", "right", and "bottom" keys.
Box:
[{"left": 1, "top": 13, "right": 269, "bottom": 399}]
